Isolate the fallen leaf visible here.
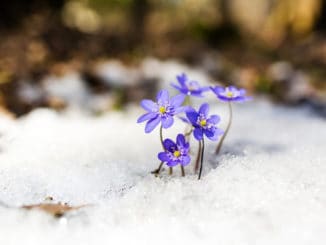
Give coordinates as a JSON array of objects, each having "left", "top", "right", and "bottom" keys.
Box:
[{"left": 22, "top": 203, "right": 86, "bottom": 218}]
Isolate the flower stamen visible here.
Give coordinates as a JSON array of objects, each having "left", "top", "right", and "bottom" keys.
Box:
[
  {"left": 226, "top": 91, "right": 233, "bottom": 98},
  {"left": 159, "top": 106, "right": 166, "bottom": 114},
  {"left": 200, "top": 119, "right": 207, "bottom": 127},
  {"left": 173, "top": 150, "right": 181, "bottom": 157}
]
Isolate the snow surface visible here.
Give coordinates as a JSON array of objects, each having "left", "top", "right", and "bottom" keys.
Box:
[{"left": 0, "top": 97, "right": 326, "bottom": 244}]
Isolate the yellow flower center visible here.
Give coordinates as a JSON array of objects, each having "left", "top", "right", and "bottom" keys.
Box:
[
  {"left": 173, "top": 150, "right": 181, "bottom": 157},
  {"left": 226, "top": 91, "right": 233, "bottom": 98},
  {"left": 159, "top": 106, "right": 166, "bottom": 114},
  {"left": 200, "top": 119, "right": 207, "bottom": 126}
]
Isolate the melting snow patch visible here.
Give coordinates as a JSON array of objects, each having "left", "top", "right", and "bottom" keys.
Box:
[{"left": 0, "top": 100, "right": 325, "bottom": 245}]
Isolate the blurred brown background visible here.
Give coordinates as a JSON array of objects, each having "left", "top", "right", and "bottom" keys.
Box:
[{"left": 0, "top": 0, "right": 326, "bottom": 116}]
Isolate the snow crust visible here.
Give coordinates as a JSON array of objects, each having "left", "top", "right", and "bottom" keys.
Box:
[{"left": 0, "top": 97, "right": 326, "bottom": 244}]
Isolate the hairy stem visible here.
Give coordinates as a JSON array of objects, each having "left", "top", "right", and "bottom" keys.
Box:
[
  {"left": 152, "top": 125, "right": 165, "bottom": 175},
  {"left": 194, "top": 140, "right": 202, "bottom": 173},
  {"left": 184, "top": 96, "right": 192, "bottom": 142},
  {"left": 151, "top": 161, "right": 163, "bottom": 175},
  {"left": 184, "top": 128, "right": 193, "bottom": 136},
  {"left": 198, "top": 138, "right": 205, "bottom": 180},
  {"left": 159, "top": 125, "right": 164, "bottom": 149},
  {"left": 215, "top": 102, "right": 233, "bottom": 154},
  {"left": 169, "top": 167, "right": 173, "bottom": 175},
  {"left": 180, "top": 165, "right": 185, "bottom": 177},
  {"left": 184, "top": 126, "right": 193, "bottom": 142}
]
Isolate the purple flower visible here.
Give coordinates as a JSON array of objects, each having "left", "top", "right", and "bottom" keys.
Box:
[
  {"left": 158, "top": 134, "right": 190, "bottom": 167},
  {"left": 210, "top": 85, "right": 251, "bottom": 102},
  {"left": 186, "top": 103, "right": 223, "bottom": 141},
  {"left": 171, "top": 73, "right": 209, "bottom": 97},
  {"left": 137, "top": 89, "right": 186, "bottom": 133}
]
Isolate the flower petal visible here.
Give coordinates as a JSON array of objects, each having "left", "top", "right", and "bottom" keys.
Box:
[
  {"left": 217, "top": 127, "right": 224, "bottom": 136},
  {"left": 201, "top": 86, "right": 210, "bottom": 91},
  {"left": 176, "top": 73, "right": 187, "bottom": 86},
  {"left": 174, "top": 106, "right": 187, "bottom": 114},
  {"left": 233, "top": 96, "right": 246, "bottom": 102},
  {"left": 162, "top": 116, "right": 174, "bottom": 128},
  {"left": 170, "top": 83, "right": 182, "bottom": 92},
  {"left": 204, "top": 129, "right": 215, "bottom": 138},
  {"left": 199, "top": 103, "right": 209, "bottom": 116},
  {"left": 166, "top": 160, "right": 179, "bottom": 167},
  {"left": 193, "top": 128, "right": 203, "bottom": 141},
  {"left": 228, "top": 86, "right": 238, "bottom": 92},
  {"left": 180, "top": 155, "right": 191, "bottom": 166},
  {"left": 210, "top": 86, "right": 225, "bottom": 95},
  {"left": 207, "top": 133, "right": 218, "bottom": 141},
  {"left": 145, "top": 116, "right": 161, "bottom": 133},
  {"left": 158, "top": 152, "right": 169, "bottom": 162},
  {"left": 163, "top": 139, "right": 176, "bottom": 151},
  {"left": 239, "top": 88, "right": 247, "bottom": 96},
  {"left": 176, "top": 134, "right": 186, "bottom": 146},
  {"left": 137, "top": 112, "right": 156, "bottom": 123},
  {"left": 170, "top": 93, "right": 185, "bottom": 107},
  {"left": 178, "top": 116, "right": 190, "bottom": 124},
  {"left": 217, "top": 95, "right": 231, "bottom": 102},
  {"left": 157, "top": 89, "right": 169, "bottom": 104},
  {"left": 140, "top": 99, "right": 157, "bottom": 112},
  {"left": 189, "top": 90, "right": 205, "bottom": 97},
  {"left": 186, "top": 111, "right": 199, "bottom": 125},
  {"left": 207, "top": 115, "right": 220, "bottom": 124},
  {"left": 207, "top": 128, "right": 224, "bottom": 141},
  {"left": 234, "top": 95, "right": 252, "bottom": 102},
  {"left": 183, "top": 106, "right": 194, "bottom": 113}
]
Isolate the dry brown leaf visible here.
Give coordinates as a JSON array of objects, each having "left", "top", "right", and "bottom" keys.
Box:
[{"left": 22, "top": 203, "right": 86, "bottom": 218}]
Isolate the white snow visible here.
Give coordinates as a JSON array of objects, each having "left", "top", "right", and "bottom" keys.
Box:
[{"left": 0, "top": 96, "right": 326, "bottom": 244}]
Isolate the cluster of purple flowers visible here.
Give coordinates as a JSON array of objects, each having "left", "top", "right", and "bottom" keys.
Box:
[{"left": 137, "top": 73, "right": 250, "bottom": 179}]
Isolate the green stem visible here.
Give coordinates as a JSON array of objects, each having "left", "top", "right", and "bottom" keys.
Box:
[
  {"left": 198, "top": 138, "right": 205, "bottom": 180},
  {"left": 169, "top": 167, "right": 173, "bottom": 175},
  {"left": 215, "top": 102, "right": 233, "bottom": 154}
]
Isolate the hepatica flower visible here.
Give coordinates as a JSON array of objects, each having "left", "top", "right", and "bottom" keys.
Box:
[
  {"left": 158, "top": 134, "right": 190, "bottom": 167},
  {"left": 210, "top": 85, "right": 251, "bottom": 154},
  {"left": 210, "top": 85, "right": 250, "bottom": 102},
  {"left": 137, "top": 90, "right": 185, "bottom": 133},
  {"left": 171, "top": 73, "right": 209, "bottom": 97},
  {"left": 185, "top": 103, "right": 223, "bottom": 179},
  {"left": 186, "top": 103, "right": 223, "bottom": 141}
]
